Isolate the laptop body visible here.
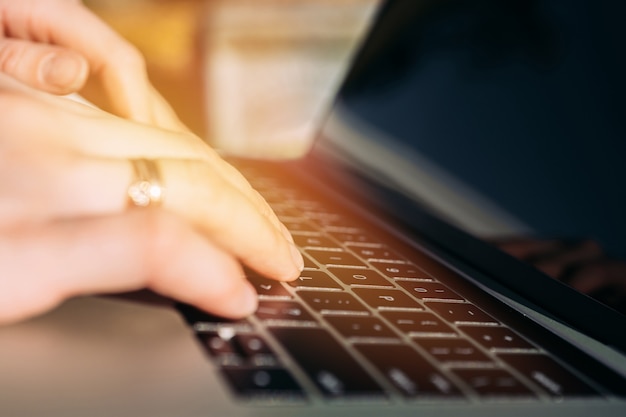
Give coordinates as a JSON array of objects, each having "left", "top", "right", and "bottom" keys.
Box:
[{"left": 1, "top": 0, "right": 625, "bottom": 416}]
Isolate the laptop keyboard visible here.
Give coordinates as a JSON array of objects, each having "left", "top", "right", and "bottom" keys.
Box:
[{"left": 177, "top": 167, "right": 605, "bottom": 403}]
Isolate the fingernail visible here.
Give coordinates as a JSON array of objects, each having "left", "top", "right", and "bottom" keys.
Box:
[
  {"left": 39, "top": 52, "right": 87, "bottom": 91},
  {"left": 289, "top": 242, "right": 304, "bottom": 273}
]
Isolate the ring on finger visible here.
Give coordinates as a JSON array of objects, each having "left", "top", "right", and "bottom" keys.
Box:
[{"left": 127, "top": 158, "right": 164, "bottom": 208}]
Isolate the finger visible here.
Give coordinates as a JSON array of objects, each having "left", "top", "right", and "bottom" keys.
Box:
[
  {"left": 0, "top": 81, "right": 289, "bottom": 239},
  {"left": 156, "top": 158, "right": 303, "bottom": 281},
  {"left": 0, "top": 85, "right": 301, "bottom": 279},
  {"left": 0, "top": 77, "right": 248, "bottom": 204},
  {"left": 0, "top": 38, "right": 88, "bottom": 95},
  {"left": 0, "top": 210, "right": 258, "bottom": 325},
  {"left": 0, "top": 148, "right": 129, "bottom": 228},
  {"left": 1, "top": 0, "right": 179, "bottom": 127},
  {"left": 0, "top": 149, "right": 301, "bottom": 281},
  {"left": 147, "top": 84, "right": 190, "bottom": 132}
]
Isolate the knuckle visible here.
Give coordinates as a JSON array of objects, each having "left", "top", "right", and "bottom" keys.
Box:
[
  {"left": 180, "top": 161, "right": 239, "bottom": 233},
  {"left": 110, "top": 42, "right": 146, "bottom": 73},
  {"left": 0, "top": 43, "right": 24, "bottom": 75}
]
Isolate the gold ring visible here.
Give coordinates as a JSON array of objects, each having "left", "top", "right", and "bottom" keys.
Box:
[{"left": 127, "top": 158, "right": 164, "bottom": 207}]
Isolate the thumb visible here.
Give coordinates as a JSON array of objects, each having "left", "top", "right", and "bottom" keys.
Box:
[{"left": 0, "top": 38, "right": 89, "bottom": 95}]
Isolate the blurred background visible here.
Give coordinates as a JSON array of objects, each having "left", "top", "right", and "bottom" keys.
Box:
[{"left": 85, "top": 0, "right": 380, "bottom": 158}]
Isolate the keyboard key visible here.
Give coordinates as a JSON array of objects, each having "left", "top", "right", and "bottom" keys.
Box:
[
  {"left": 305, "top": 250, "right": 366, "bottom": 267},
  {"left": 460, "top": 326, "right": 537, "bottom": 351},
  {"left": 371, "top": 262, "right": 431, "bottom": 280},
  {"left": 396, "top": 281, "right": 465, "bottom": 302},
  {"left": 247, "top": 275, "right": 292, "bottom": 299},
  {"left": 499, "top": 354, "right": 599, "bottom": 397},
  {"left": 200, "top": 332, "right": 279, "bottom": 367},
  {"left": 349, "top": 246, "right": 405, "bottom": 262},
  {"left": 177, "top": 303, "right": 250, "bottom": 327},
  {"left": 298, "top": 291, "right": 369, "bottom": 315},
  {"left": 328, "top": 267, "right": 393, "bottom": 287},
  {"left": 416, "top": 338, "right": 493, "bottom": 364},
  {"left": 328, "top": 231, "right": 377, "bottom": 245},
  {"left": 292, "top": 199, "right": 326, "bottom": 212},
  {"left": 314, "top": 216, "right": 362, "bottom": 231},
  {"left": 221, "top": 368, "right": 306, "bottom": 400},
  {"left": 233, "top": 334, "right": 278, "bottom": 366},
  {"left": 196, "top": 332, "right": 246, "bottom": 367},
  {"left": 198, "top": 332, "right": 238, "bottom": 357},
  {"left": 453, "top": 368, "right": 536, "bottom": 398},
  {"left": 293, "top": 235, "right": 340, "bottom": 249},
  {"left": 302, "top": 253, "right": 319, "bottom": 269},
  {"left": 305, "top": 211, "right": 343, "bottom": 222},
  {"left": 325, "top": 316, "right": 398, "bottom": 340},
  {"left": 255, "top": 300, "right": 317, "bottom": 324},
  {"left": 354, "top": 344, "right": 462, "bottom": 398},
  {"left": 380, "top": 311, "right": 457, "bottom": 336},
  {"left": 281, "top": 219, "right": 317, "bottom": 233},
  {"left": 352, "top": 288, "right": 424, "bottom": 311},
  {"left": 269, "top": 327, "right": 384, "bottom": 398},
  {"left": 288, "top": 271, "right": 342, "bottom": 290},
  {"left": 426, "top": 302, "right": 499, "bottom": 325}
]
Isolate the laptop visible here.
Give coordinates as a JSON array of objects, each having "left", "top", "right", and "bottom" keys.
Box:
[{"left": 1, "top": 0, "right": 625, "bottom": 416}]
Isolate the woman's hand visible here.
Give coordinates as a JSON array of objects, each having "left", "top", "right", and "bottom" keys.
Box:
[
  {"left": 0, "top": 0, "right": 183, "bottom": 130},
  {"left": 0, "top": 74, "right": 303, "bottom": 324}
]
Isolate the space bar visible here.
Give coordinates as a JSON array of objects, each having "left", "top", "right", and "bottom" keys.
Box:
[{"left": 268, "top": 327, "right": 384, "bottom": 398}]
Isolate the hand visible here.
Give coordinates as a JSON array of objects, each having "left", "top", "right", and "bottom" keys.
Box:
[
  {"left": 0, "top": 74, "right": 303, "bottom": 324},
  {"left": 0, "top": 0, "right": 183, "bottom": 130}
]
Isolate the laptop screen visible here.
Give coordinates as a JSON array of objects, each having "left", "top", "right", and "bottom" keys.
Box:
[{"left": 317, "top": 0, "right": 626, "bottom": 315}]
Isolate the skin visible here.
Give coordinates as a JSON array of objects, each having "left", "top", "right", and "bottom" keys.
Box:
[
  {"left": 0, "top": 0, "right": 303, "bottom": 324},
  {"left": 0, "top": 0, "right": 179, "bottom": 127}
]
